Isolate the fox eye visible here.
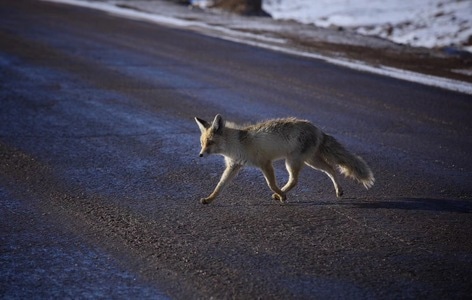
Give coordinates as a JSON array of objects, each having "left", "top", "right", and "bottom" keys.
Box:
[{"left": 207, "top": 140, "right": 215, "bottom": 146}]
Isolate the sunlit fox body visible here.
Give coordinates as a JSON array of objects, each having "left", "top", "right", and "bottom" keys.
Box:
[{"left": 195, "top": 115, "right": 374, "bottom": 204}]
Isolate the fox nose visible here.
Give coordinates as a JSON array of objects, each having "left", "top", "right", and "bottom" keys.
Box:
[{"left": 199, "top": 150, "right": 208, "bottom": 157}]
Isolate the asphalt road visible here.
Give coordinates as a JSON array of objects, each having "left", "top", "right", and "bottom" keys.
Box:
[{"left": 1, "top": 0, "right": 471, "bottom": 299}]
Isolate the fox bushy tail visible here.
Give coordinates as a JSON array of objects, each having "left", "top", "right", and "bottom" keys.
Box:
[{"left": 319, "top": 134, "right": 375, "bottom": 189}]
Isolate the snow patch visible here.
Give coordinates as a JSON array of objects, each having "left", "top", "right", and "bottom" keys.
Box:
[{"left": 263, "top": 0, "right": 472, "bottom": 52}]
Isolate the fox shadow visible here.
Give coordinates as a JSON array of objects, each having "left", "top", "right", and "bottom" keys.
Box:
[{"left": 290, "top": 197, "right": 472, "bottom": 214}]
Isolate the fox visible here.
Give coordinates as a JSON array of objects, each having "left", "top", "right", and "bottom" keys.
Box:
[{"left": 195, "top": 114, "right": 374, "bottom": 204}]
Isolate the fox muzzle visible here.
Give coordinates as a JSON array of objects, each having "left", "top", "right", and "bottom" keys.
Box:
[{"left": 199, "top": 150, "right": 207, "bottom": 157}]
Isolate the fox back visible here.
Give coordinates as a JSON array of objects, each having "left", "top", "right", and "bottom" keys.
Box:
[{"left": 195, "top": 115, "right": 323, "bottom": 166}]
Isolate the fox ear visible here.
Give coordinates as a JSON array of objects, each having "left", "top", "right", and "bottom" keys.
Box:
[
  {"left": 195, "top": 117, "right": 210, "bottom": 133},
  {"left": 211, "top": 114, "right": 224, "bottom": 134}
]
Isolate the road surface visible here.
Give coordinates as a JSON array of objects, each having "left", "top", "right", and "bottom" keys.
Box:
[{"left": 1, "top": 0, "right": 471, "bottom": 298}]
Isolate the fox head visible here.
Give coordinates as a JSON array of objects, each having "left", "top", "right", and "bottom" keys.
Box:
[{"left": 195, "top": 114, "right": 225, "bottom": 157}]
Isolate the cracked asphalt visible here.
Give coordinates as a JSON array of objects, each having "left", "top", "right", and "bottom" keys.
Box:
[{"left": 1, "top": 0, "right": 471, "bottom": 298}]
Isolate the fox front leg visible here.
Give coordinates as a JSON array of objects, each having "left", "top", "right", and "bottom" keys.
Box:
[
  {"left": 201, "top": 163, "right": 242, "bottom": 204},
  {"left": 259, "top": 161, "right": 286, "bottom": 203}
]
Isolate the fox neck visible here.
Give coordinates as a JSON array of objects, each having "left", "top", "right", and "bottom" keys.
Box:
[{"left": 218, "top": 127, "right": 248, "bottom": 164}]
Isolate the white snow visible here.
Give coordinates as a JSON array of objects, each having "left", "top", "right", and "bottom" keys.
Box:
[
  {"left": 190, "top": 0, "right": 213, "bottom": 9},
  {"left": 191, "top": 0, "right": 472, "bottom": 52},
  {"left": 263, "top": 0, "right": 472, "bottom": 52}
]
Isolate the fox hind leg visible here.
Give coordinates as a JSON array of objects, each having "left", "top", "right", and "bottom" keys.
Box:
[
  {"left": 305, "top": 156, "right": 344, "bottom": 198},
  {"left": 281, "top": 157, "right": 304, "bottom": 193}
]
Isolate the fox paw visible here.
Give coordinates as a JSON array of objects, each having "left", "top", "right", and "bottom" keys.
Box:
[
  {"left": 271, "top": 193, "right": 287, "bottom": 203},
  {"left": 200, "top": 197, "right": 214, "bottom": 204},
  {"left": 336, "top": 189, "right": 344, "bottom": 198}
]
